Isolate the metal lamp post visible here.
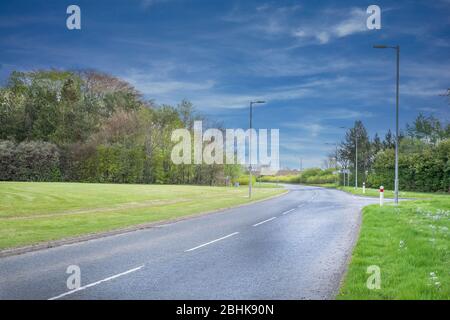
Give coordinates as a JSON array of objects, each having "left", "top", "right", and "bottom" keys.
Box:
[
  {"left": 249, "top": 100, "right": 266, "bottom": 198},
  {"left": 373, "top": 44, "right": 400, "bottom": 205}
]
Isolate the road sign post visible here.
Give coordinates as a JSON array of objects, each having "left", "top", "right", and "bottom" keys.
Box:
[{"left": 379, "top": 186, "right": 384, "bottom": 206}]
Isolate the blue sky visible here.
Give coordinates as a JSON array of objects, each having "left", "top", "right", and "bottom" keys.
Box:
[{"left": 0, "top": 0, "right": 449, "bottom": 168}]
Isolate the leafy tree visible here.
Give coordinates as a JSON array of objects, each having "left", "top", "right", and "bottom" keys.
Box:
[
  {"left": 406, "top": 113, "right": 448, "bottom": 145},
  {"left": 339, "top": 121, "right": 371, "bottom": 186},
  {"left": 383, "top": 129, "right": 395, "bottom": 149},
  {"left": 0, "top": 140, "right": 61, "bottom": 181}
]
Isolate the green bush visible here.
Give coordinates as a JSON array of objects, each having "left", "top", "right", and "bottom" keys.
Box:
[
  {"left": 234, "top": 175, "right": 256, "bottom": 186},
  {"left": 78, "top": 144, "right": 146, "bottom": 183},
  {"left": 368, "top": 139, "right": 450, "bottom": 193},
  {"left": 259, "top": 168, "right": 337, "bottom": 185},
  {"left": 0, "top": 140, "right": 61, "bottom": 181},
  {"left": 259, "top": 175, "right": 298, "bottom": 183}
]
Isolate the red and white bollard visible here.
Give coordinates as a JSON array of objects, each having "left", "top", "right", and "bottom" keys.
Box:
[{"left": 379, "top": 186, "right": 384, "bottom": 206}]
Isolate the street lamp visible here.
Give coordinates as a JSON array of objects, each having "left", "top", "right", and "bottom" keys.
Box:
[
  {"left": 249, "top": 100, "right": 266, "bottom": 198},
  {"left": 373, "top": 44, "right": 400, "bottom": 205}
]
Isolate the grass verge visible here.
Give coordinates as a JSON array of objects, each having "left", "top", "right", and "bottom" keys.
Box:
[
  {"left": 0, "top": 182, "right": 285, "bottom": 250},
  {"left": 338, "top": 186, "right": 449, "bottom": 199},
  {"left": 338, "top": 194, "right": 450, "bottom": 299}
]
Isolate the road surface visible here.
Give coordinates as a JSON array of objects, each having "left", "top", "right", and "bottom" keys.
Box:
[{"left": 0, "top": 185, "right": 379, "bottom": 300}]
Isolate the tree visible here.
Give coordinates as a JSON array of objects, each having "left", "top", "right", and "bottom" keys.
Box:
[
  {"left": 371, "top": 133, "right": 383, "bottom": 160},
  {"left": 406, "top": 113, "right": 448, "bottom": 145},
  {"left": 339, "top": 121, "right": 371, "bottom": 186},
  {"left": 0, "top": 70, "right": 144, "bottom": 145},
  {"left": 383, "top": 129, "right": 395, "bottom": 149}
]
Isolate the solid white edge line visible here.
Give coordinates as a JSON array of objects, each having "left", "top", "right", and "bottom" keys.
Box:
[
  {"left": 48, "top": 265, "right": 145, "bottom": 300},
  {"left": 184, "top": 232, "right": 239, "bottom": 252},
  {"left": 282, "top": 208, "right": 296, "bottom": 215},
  {"left": 253, "top": 217, "right": 277, "bottom": 227}
]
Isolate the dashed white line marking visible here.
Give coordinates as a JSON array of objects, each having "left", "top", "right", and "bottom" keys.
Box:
[
  {"left": 253, "top": 217, "right": 277, "bottom": 227},
  {"left": 185, "top": 232, "right": 239, "bottom": 252},
  {"left": 282, "top": 208, "right": 295, "bottom": 215},
  {"left": 48, "top": 265, "right": 145, "bottom": 300}
]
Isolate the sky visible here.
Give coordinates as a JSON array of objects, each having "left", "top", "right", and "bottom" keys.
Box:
[{"left": 0, "top": 0, "right": 449, "bottom": 168}]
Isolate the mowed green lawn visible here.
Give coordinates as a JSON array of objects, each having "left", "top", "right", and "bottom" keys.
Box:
[
  {"left": 338, "top": 191, "right": 450, "bottom": 300},
  {"left": 0, "top": 182, "right": 285, "bottom": 250},
  {"left": 338, "top": 186, "right": 448, "bottom": 199}
]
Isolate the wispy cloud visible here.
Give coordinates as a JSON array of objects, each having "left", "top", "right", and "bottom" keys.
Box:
[
  {"left": 222, "top": 3, "right": 302, "bottom": 37},
  {"left": 282, "top": 107, "right": 373, "bottom": 138},
  {"left": 223, "top": 5, "right": 370, "bottom": 46},
  {"left": 292, "top": 7, "right": 367, "bottom": 44},
  {"left": 124, "top": 71, "right": 215, "bottom": 96}
]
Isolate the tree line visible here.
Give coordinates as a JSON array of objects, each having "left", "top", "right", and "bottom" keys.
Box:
[
  {"left": 335, "top": 114, "right": 450, "bottom": 192},
  {"left": 0, "top": 70, "right": 242, "bottom": 185}
]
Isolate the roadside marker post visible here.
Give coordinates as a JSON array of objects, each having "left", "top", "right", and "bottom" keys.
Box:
[
  {"left": 363, "top": 182, "right": 366, "bottom": 194},
  {"left": 379, "top": 186, "right": 384, "bottom": 206}
]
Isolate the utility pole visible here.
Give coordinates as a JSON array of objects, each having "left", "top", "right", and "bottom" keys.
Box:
[{"left": 394, "top": 46, "right": 400, "bottom": 205}]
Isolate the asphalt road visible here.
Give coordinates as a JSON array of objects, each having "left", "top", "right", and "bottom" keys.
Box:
[{"left": 0, "top": 185, "right": 380, "bottom": 300}]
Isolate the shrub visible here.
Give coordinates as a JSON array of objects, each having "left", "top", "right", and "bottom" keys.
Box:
[
  {"left": 0, "top": 140, "right": 61, "bottom": 181},
  {"left": 78, "top": 143, "right": 146, "bottom": 183},
  {"left": 234, "top": 175, "right": 256, "bottom": 186},
  {"left": 368, "top": 139, "right": 450, "bottom": 193}
]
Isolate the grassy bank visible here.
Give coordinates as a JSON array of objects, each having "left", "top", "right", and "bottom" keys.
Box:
[
  {"left": 338, "top": 193, "right": 450, "bottom": 299},
  {"left": 338, "top": 186, "right": 449, "bottom": 199},
  {"left": 0, "top": 182, "right": 285, "bottom": 250}
]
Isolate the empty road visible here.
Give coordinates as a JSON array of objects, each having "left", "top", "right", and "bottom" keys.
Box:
[{"left": 0, "top": 185, "right": 379, "bottom": 300}]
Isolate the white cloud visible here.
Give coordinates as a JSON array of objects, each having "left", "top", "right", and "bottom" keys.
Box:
[
  {"left": 333, "top": 8, "right": 367, "bottom": 37},
  {"left": 222, "top": 3, "right": 302, "bottom": 37},
  {"left": 292, "top": 7, "right": 367, "bottom": 45},
  {"left": 126, "top": 76, "right": 215, "bottom": 96}
]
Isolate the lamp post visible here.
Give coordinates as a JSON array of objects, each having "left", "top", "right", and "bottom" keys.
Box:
[
  {"left": 373, "top": 44, "right": 400, "bottom": 205},
  {"left": 249, "top": 100, "right": 266, "bottom": 198}
]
